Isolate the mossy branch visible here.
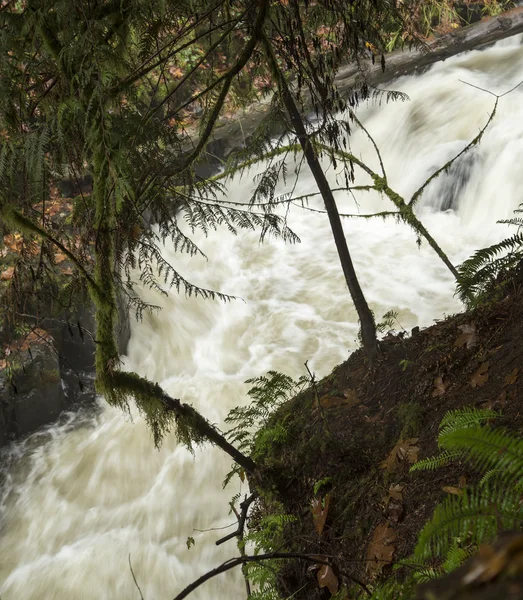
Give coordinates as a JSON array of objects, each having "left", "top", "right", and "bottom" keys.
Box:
[
  {"left": 102, "top": 371, "right": 256, "bottom": 473},
  {"left": 409, "top": 97, "right": 498, "bottom": 209}
]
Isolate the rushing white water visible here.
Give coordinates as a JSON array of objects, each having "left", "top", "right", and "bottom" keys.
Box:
[{"left": 2, "top": 35, "right": 523, "bottom": 600}]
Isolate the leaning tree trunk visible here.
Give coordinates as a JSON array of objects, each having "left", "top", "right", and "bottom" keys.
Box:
[{"left": 262, "top": 37, "right": 379, "bottom": 360}]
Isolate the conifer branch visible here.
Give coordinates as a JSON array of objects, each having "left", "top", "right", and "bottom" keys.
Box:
[{"left": 0, "top": 204, "right": 100, "bottom": 294}]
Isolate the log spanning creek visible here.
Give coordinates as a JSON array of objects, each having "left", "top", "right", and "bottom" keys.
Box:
[{"left": 1, "top": 34, "right": 523, "bottom": 600}]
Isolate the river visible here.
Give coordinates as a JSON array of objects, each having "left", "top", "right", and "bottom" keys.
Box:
[{"left": 1, "top": 34, "right": 523, "bottom": 600}]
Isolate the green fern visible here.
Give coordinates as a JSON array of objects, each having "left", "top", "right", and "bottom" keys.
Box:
[
  {"left": 411, "top": 409, "right": 523, "bottom": 563},
  {"left": 414, "top": 484, "right": 520, "bottom": 560},
  {"left": 411, "top": 408, "right": 498, "bottom": 472},
  {"left": 456, "top": 230, "right": 523, "bottom": 305}
]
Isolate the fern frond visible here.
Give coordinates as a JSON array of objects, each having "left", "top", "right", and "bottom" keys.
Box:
[
  {"left": 456, "top": 233, "right": 523, "bottom": 304},
  {"left": 439, "top": 408, "right": 499, "bottom": 436},
  {"left": 414, "top": 485, "right": 521, "bottom": 560},
  {"left": 440, "top": 426, "right": 523, "bottom": 486},
  {"left": 410, "top": 450, "right": 461, "bottom": 472}
]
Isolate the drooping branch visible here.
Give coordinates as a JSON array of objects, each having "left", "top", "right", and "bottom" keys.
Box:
[
  {"left": 171, "top": 552, "right": 371, "bottom": 600},
  {"left": 109, "top": 371, "right": 257, "bottom": 473},
  {"left": 176, "top": 0, "right": 270, "bottom": 173},
  {"left": 0, "top": 203, "right": 101, "bottom": 295}
]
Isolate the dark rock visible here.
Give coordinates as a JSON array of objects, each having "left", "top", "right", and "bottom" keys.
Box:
[{"left": 0, "top": 341, "right": 65, "bottom": 442}]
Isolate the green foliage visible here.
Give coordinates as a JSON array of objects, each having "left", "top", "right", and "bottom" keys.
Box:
[
  {"left": 411, "top": 407, "right": 499, "bottom": 472},
  {"left": 224, "top": 371, "right": 309, "bottom": 486},
  {"left": 412, "top": 408, "right": 523, "bottom": 561},
  {"left": 242, "top": 508, "right": 297, "bottom": 600},
  {"left": 371, "top": 408, "right": 522, "bottom": 599},
  {"left": 457, "top": 207, "right": 523, "bottom": 306},
  {"left": 313, "top": 476, "right": 332, "bottom": 496},
  {"left": 376, "top": 310, "right": 401, "bottom": 335},
  {"left": 186, "top": 536, "right": 195, "bottom": 550}
]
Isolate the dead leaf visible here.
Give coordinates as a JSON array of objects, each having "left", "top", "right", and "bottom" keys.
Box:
[
  {"left": 366, "top": 522, "right": 397, "bottom": 577},
  {"left": 317, "top": 564, "right": 339, "bottom": 595},
  {"left": 61, "top": 266, "right": 74, "bottom": 276},
  {"left": 0, "top": 359, "right": 6, "bottom": 369},
  {"left": 432, "top": 376, "right": 447, "bottom": 397},
  {"left": 496, "top": 389, "right": 508, "bottom": 406},
  {"left": 442, "top": 486, "right": 464, "bottom": 496},
  {"left": 1, "top": 266, "right": 14, "bottom": 280},
  {"left": 389, "top": 484, "right": 404, "bottom": 501},
  {"left": 454, "top": 324, "right": 478, "bottom": 350},
  {"left": 3, "top": 233, "right": 23, "bottom": 251},
  {"left": 382, "top": 484, "right": 405, "bottom": 522},
  {"left": 388, "top": 499, "right": 404, "bottom": 524},
  {"left": 380, "top": 439, "right": 420, "bottom": 472},
  {"left": 471, "top": 362, "right": 489, "bottom": 388},
  {"left": 54, "top": 251, "right": 67, "bottom": 264},
  {"left": 503, "top": 368, "right": 519, "bottom": 387},
  {"left": 316, "top": 390, "right": 360, "bottom": 409},
  {"left": 382, "top": 484, "right": 405, "bottom": 507},
  {"left": 488, "top": 345, "right": 503, "bottom": 356},
  {"left": 311, "top": 494, "right": 331, "bottom": 536}
]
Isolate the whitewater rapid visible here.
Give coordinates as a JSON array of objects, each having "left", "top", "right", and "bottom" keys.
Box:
[{"left": 1, "top": 34, "right": 523, "bottom": 600}]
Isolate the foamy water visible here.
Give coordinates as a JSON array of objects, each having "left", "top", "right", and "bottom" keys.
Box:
[{"left": 1, "top": 34, "right": 523, "bottom": 600}]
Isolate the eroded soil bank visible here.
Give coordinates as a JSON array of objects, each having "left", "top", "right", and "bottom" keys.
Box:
[{"left": 252, "top": 274, "right": 523, "bottom": 599}]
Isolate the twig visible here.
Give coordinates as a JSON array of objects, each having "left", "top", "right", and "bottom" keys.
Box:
[
  {"left": 129, "top": 554, "right": 145, "bottom": 600},
  {"left": 216, "top": 493, "right": 257, "bottom": 546},
  {"left": 171, "top": 552, "right": 371, "bottom": 600}
]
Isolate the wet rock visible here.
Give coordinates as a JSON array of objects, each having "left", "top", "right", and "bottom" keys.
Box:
[{"left": 0, "top": 340, "right": 65, "bottom": 443}]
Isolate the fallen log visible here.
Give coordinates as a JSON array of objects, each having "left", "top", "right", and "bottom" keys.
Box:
[{"left": 198, "top": 7, "right": 523, "bottom": 169}]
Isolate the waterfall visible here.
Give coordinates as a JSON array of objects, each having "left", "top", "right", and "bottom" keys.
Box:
[{"left": 1, "top": 34, "right": 523, "bottom": 600}]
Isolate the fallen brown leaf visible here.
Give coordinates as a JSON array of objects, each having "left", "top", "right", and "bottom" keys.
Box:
[
  {"left": 317, "top": 564, "right": 339, "bottom": 595},
  {"left": 54, "top": 251, "right": 67, "bottom": 264},
  {"left": 380, "top": 438, "right": 420, "bottom": 472},
  {"left": 471, "top": 362, "right": 489, "bottom": 388},
  {"left": 311, "top": 495, "right": 331, "bottom": 536},
  {"left": 432, "top": 376, "right": 447, "bottom": 397},
  {"left": 316, "top": 389, "right": 360, "bottom": 409},
  {"left": 1, "top": 266, "right": 14, "bottom": 280},
  {"left": 442, "top": 486, "right": 464, "bottom": 496},
  {"left": 389, "top": 484, "right": 404, "bottom": 501},
  {"left": 0, "top": 359, "right": 6, "bottom": 369},
  {"left": 382, "top": 484, "right": 405, "bottom": 522},
  {"left": 366, "top": 522, "right": 397, "bottom": 577},
  {"left": 454, "top": 324, "right": 478, "bottom": 350},
  {"left": 503, "top": 368, "right": 519, "bottom": 387}
]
